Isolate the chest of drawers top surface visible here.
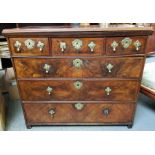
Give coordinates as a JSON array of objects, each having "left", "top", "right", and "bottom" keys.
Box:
[
  {"left": 3, "top": 26, "right": 153, "bottom": 128},
  {"left": 2, "top": 26, "right": 153, "bottom": 36}
]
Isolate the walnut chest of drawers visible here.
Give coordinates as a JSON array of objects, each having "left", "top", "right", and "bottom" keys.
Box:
[{"left": 3, "top": 26, "right": 153, "bottom": 129}]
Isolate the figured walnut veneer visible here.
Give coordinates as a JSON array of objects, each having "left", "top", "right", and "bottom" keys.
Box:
[{"left": 2, "top": 26, "right": 153, "bottom": 128}]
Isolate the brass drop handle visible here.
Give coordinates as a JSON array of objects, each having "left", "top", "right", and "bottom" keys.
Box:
[
  {"left": 73, "top": 59, "right": 83, "bottom": 68},
  {"left": 74, "top": 81, "right": 83, "bottom": 89},
  {"left": 88, "top": 41, "right": 96, "bottom": 52},
  {"left": 134, "top": 40, "right": 141, "bottom": 51},
  {"left": 105, "top": 87, "right": 112, "bottom": 95},
  {"left": 60, "top": 42, "right": 66, "bottom": 52},
  {"left": 111, "top": 41, "right": 118, "bottom": 51},
  {"left": 46, "top": 86, "right": 53, "bottom": 95},
  {"left": 37, "top": 41, "right": 44, "bottom": 52},
  {"left": 74, "top": 103, "right": 85, "bottom": 110},
  {"left": 43, "top": 64, "right": 51, "bottom": 73},
  {"left": 106, "top": 63, "right": 114, "bottom": 73},
  {"left": 102, "top": 108, "right": 110, "bottom": 116},
  {"left": 48, "top": 108, "right": 56, "bottom": 118},
  {"left": 14, "top": 41, "right": 21, "bottom": 52}
]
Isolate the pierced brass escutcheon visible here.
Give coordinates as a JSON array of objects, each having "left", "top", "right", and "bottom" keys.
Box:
[
  {"left": 74, "top": 103, "right": 85, "bottom": 110},
  {"left": 14, "top": 40, "right": 21, "bottom": 52},
  {"left": 111, "top": 41, "right": 118, "bottom": 51},
  {"left": 72, "top": 39, "right": 83, "bottom": 50},
  {"left": 24, "top": 39, "right": 35, "bottom": 49},
  {"left": 48, "top": 108, "right": 56, "bottom": 118},
  {"left": 106, "top": 63, "right": 114, "bottom": 73},
  {"left": 88, "top": 41, "right": 96, "bottom": 52},
  {"left": 121, "top": 37, "right": 132, "bottom": 48},
  {"left": 74, "top": 81, "right": 83, "bottom": 89},
  {"left": 73, "top": 59, "right": 83, "bottom": 68},
  {"left": 60, "top": 42, "right": 66, "bottom": 52},
  {"left": 46, "top": 86, "right": 53, "bottom": 95},
  {"left": 134, "top": 40, "right": 141, "bottom": 51},
  {"left": 105, "top": 87, "right": 112, "bottom": 95},
  {"left": 37, "top": 41, "right": 44, "bottom": 52}
]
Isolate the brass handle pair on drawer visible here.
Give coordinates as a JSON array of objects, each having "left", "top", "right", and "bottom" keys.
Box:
[
  {"left": 48, "top": 106, "right": 110, "bottom": 118},
  {"left": 60, "top": 39, "right": 96, "bottom": 52},
  {"left": 46, "top": 85, "right": 111, "bottom": 96},
  {"left": 111, "top": 38, "right": 142, "bottom": 51},
  {"left": 14, "top": 39, "right": 45, "bottom": 52},
  {"left": 43, "top": 59, "right": 113, "bottom": 73}
]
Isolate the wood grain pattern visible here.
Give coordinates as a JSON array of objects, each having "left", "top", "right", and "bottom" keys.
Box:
[
  {"left": 2, "top": 26, "right": 153, "bottom": 37},
  {"left": 18, "top": 80, "right": 139, "bottom": 101},
  {"left": 13, "top": 57, "right": 144, "bottom": 79},
  {"left": 146, "top": 24, "right": 155, "bottom": 54},
  {"left": 23, "top": 102, "right": 135, "bottom": 124},
  {"left": 106, "top": 36, "right": 147, "bottom": 55},
  {"left": 52, "top": 38, "right": 105, "bottom": 56},
  {"left": 9, "top": 38, "right": 49, "bottom": 56},
  {"left": 3, "top": 26, "right": 152, "bottom": 128}
]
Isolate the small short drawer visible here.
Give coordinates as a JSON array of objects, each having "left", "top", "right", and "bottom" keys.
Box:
[
  {"left": 51, "top": 38, "right": 105, "bottom": 56},
  {"left": 19, "top": 80, "right": 139, "bottom": 101},
  {"left": 13, "top": 57, "right": 144, "bottom": 79},
  {"left": 24, "top": 102, "right": 135, "bottom": 124},
  {"left": 9, "top": 38, "right": 49, "bottom": 55},
  {"left": 106, "top": 36, "right": 147, "bottom": 55}
]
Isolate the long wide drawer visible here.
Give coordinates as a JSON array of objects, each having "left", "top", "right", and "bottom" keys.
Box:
[
  {"left": 23, "top": 102, "right": 135, "bottom": 124},
  {"left": 19, "top": 80, "right": 139, "bottom": 101},
  {"left": 14, "top": 57, "right": 144, "bottom": 79}
]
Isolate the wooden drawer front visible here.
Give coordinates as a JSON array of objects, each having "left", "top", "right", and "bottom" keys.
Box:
[
  {"left": 52, "top": 38, "right": 105, "bottom": 56},
  {"left": 14, "top": 57, "right": 144, "bottom": 79},
  {"left": 106, "top": 36, "right": 147, "bottom": 55},
  {"left": 9, "top": 38, "right": 49, "bottom": 55},
  {"left": 19, "top": 80, "right": 139, "bottom": 101},
  {"left": 24, "top": 103, "right": 135, "bottom": 124}
]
